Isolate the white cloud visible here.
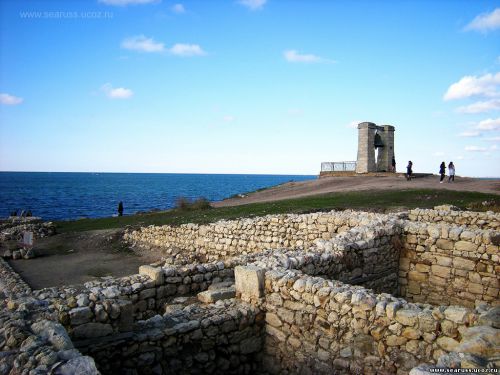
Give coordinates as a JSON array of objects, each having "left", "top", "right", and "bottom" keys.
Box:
[
  {"left": 223, "top": 115, "right": 235, "bottom": 122},
  {"left": 465, "top": 145, "right": 487, "bottom": 152},
  {"left": 476, "top": 118, "right": 500, "bottom": 131},
  {"left": 284, "top": 50, "right": 328, "bottom": 63},
  {"left": 0, "top": 93, "right": 23, "bottom": 105},
  {"left": 457, "top": 99, "right": 500, "bottom": 114},
  {"left": 238, "top": 0, "right": 266, "bottom": 11},
  {"left": 443, "top": 72, "right": 500, "bottom": 101},
  {"left": 433, "top": 152, "right": 445, "bottom": 156},
  {"left": 456, "top": 155, "right": 465, "bottom": 160},
  {"left": 484, "top": 136, "right": 500, "bottom": 141},
  {"left": 101, "top": 83, "right": 133, "bottom": 99},
  {"left": 169, "top": 43, "right": 206, "bottom": 56},
  {"left": 464, "top": 8, "right": 500, "bottom": 33},
  {"left": 458, "top": 131, "right": 481, "bottom": 137},
  {"left": 99, "top": 0, "right": 159, "bottom": 5},
  {"left": 121, "top": 35, "right": 165, "bottom": 53},
  {"left": 171, "top": 3, "right": 185, "bottom": 13}
]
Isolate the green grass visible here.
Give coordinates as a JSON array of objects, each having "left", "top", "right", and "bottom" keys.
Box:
[{"left": 55, "top": 189, "right": 500, "bottom": 233}]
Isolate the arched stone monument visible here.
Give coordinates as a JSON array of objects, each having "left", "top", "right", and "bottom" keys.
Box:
[{"left": 356, "top": 122, "right": 395, "bottom": 173}]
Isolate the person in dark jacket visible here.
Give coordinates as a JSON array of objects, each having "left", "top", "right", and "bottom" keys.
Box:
[
  {"left": 406, "top": 161, "right": 413, "bottom": 181},
  {"left": 118, "top": 201, "right": 124, "bottom": 216},
  {"left": 439, "top": 162, "right": 446, "bottom": 183},
  {"left": 391, "top": 156, "right": 396, "bottom": 173}
]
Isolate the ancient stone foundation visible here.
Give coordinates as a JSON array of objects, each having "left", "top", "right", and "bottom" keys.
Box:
[{"left": 1, "top": 207, "right": 498, "bottom": 374}]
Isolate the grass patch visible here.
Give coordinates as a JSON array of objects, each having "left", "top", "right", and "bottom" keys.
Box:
[{"left": 55, "top": 189, "right": 500, "bottom": 233}]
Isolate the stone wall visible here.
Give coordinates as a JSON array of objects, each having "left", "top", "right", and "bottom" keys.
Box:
[
  {"left": 2, "top": 206, "right": 498, "bottom": 374},
  {"left": 260, "top": 268, "right": 498, "bottom": 375},
  {"left": 408, "top": 207, "right": 500, "bottom": 230},
  {"left": 0, "top": 258, "right": 100, "bottom": 375},
  {"left": 124, "top": 211, "right": 391, "bottom": 263},
  {"left": 400, "top": 221, "right": 499, "bottom": 307},
  {"left": 35, "top": 260, "right": 237, "bottom": 340},
  {"left": 76, "top": 299, "right": 264, "bottom": 375}
]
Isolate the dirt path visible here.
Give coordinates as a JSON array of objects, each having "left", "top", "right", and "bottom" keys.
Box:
[
  {"left": 213, "top": 175, "right": 500, "bottom": 207},
  {"left": 6, "top": 229, "right": 161, "bottom": 290}
]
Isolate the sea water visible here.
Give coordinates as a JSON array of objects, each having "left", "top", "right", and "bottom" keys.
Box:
[{"left": 0, "top": 172, "right": 315, "bottom": 220}]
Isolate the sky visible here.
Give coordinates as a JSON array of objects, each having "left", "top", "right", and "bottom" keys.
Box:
[{"left": 0, "top": 0, "right": 499, "bottom": 177}]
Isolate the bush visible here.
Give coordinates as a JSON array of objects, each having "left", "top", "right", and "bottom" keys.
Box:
[
  {"left": 175, "top": 197, "right": 191, "bottom": 210},
  {"left": 175, "top": 197, "right": 211, "bottom": 211}
]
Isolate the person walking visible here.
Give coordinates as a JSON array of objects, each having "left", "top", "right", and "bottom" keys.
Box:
[
  {"left": 118, "top": 201, "right": 124, "bottom": 216},
  {"left": 448, "top": 162, "right": 455, "bottom": 182},
  {"left": 406, "top": 161, "right": 413, "bottom": 181},
  {"left": 439, "top": 162, "right": 446, "bottom": 183},
  {"left": 391, "top": 156, "right": 396, "bottom": 173}
]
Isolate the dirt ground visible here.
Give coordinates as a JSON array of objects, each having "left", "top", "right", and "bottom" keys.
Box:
[
  {"left": 213, "top": 175, "right": 500, "bottom": 207},
  {"left": 5, "top": 229, "right": 161, "bottom": 290}
]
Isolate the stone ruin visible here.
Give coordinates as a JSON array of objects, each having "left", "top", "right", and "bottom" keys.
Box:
[
  {"left": 321, "top": 121, "right": 396, "bottom": 176},
  {"left": 0, "top": 206, "right": 499, "bottom": 374},
  {"left": 356, "top": 122, "right": 395, "bottom": 173}
]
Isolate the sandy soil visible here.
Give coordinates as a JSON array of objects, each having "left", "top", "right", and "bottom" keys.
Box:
[
  {"left": 6, "top": 229, "right": 161, "bottom": 290},
  {"left": 213, "top": 175, "right": 500, "bottom": 207}
]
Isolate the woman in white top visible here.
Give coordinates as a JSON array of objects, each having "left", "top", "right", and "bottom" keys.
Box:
[{"left": 448, "top": 162, "right": 455, "bottom": 182}]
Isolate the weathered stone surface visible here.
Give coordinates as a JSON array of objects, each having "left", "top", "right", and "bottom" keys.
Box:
[
  {"left": 53, "top": 356, "right": 99, "bottom": 375},
  {"left": 31, "top": 320, "right": 73, "bottom": 351},
  {"left": 453, "top": 257, "right": 476, "bottom": 271},
  {"left": 197, "top": 287, "right": 235, "bottom": 303},
  {"left": 395, "top": 309, "right": 419, "bottom": 326},
  {"left": 478, "top": 306, "right": 500, "bottom": 328},
  {"left": 235, "top": 265, "right": 265, "bottom": 299},
  {"left": 69, "top": 307, "right": 92, "bottom": 325},
  {"left": 444, "top": 306, "right": 470, "bottom": 324},
  {"left": 72, "top": 322, "right": 113, "bottom": 339},
  {"left": 139, "top": 265, "right": 164, "bottom": 286},
  {"left": 436, "top": 336, "right": 459, "bottom": 351}
]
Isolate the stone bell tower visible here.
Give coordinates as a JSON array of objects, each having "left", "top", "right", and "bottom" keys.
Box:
[{"left": 355, "top": 122, "right": 395, "bottom": 173}]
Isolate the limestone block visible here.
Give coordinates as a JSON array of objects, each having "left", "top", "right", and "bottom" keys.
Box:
[
  {"left": 436, "top": 336, "right": 459, "bottom": 352},
  {"left": 453, "top": 257, "right": 476, "bottom": 271},
  {"left": 395, "top": 309, "right": 419, "bottom": 326},
  {"left": 455, "top": 241, "right": 477, "bottom": 252},
  {"left": 415, "top": 264, "right": 430, "bottom": 273},
  {"left": 69, "top": 307, "right": 92, "bottom": 325},
  {"left": 436, "top": 239, "right": 454, "bottom": 250},
  {"left": 72, "top": 322, "right": 113, "bottom": 339},
  {"left": 139, "top": 265, "right": 164, "bottom": 286},
  {"left": 478, "top": 307, "right": 500, "bottom": 328},
  {"left": 197, "top": 287, "right": 235, "bottom": 303},
  {"left": 457, "top": 326, "right": 500, "bottom": 357},
  {"left": 386, "top": 335, "right": 407, "bottom": 346},
  {"left": 431, "top": 265, "right": 450, "bottom": 278},
  {"left": 235, "top": 265, "right": 265, "bottom": 299},
  {"left": 31, "top": 320, "right": 73, "bottom": 351},
  {"left": 266, "top": 325, "right": 286, "bottom": 342},
  {"left": 408, "top": 271, "right": 426, "bottom": 282},
  {"left": 444, "top": 306, "right": 470, "bottom": 324},
  {"left": 54, "top": 356, "right": 99, "bottom": 375}
]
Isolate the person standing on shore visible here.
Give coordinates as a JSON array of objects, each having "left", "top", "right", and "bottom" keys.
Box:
[
  {"left": 406, "top": 161, "right": 413, "bottom": 181},
  {"left": 118, "top": 201, "right": 124, "bottom": 216},
  {"left": 448, "top": 162, "right": 455, "bottom": 182},
  {"left": 391, "top": 156, "right": 396, "bottom": 173},
  {"left": 439, "top": 162, "right": 446, "bottom": 183}
]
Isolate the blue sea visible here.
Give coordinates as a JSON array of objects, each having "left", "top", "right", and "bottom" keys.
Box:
[{"left": 0, "top": 172, "right": 315, "bottom": 221}]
